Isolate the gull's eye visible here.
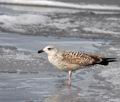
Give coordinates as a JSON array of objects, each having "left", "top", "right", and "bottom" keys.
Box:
[{"left": 48, "top": 48, "right": 53, "bottom": 50}]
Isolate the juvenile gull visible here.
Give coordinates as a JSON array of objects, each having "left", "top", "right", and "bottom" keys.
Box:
[{"left": 38, "top": 45, "right": 116, "bottom": 85}]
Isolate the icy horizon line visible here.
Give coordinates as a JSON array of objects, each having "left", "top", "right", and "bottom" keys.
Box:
[{"left": 0, "top": 0, "right": 120, "bottom": 11}]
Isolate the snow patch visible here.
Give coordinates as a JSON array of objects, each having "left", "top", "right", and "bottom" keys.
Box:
[
  {"left": 0, "top": 14, "right": 50, "bottom": 33},
  {"left": 0, "top": 14, "right": 50, "bottom": 25},
  {"left": 83, "top": 27, "right": 120, "bottom": 35},
  {"left": 106, "top": 17, "right": 120, "bottom": 21}
]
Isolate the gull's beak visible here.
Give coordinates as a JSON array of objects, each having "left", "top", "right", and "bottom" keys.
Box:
[{"left": 38, "top": 49, "right": 44, "bottom": 53}]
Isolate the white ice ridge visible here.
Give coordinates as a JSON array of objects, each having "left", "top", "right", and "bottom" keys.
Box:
[{"left": 0, "top": 0, "right": 120, "bottom": 11}]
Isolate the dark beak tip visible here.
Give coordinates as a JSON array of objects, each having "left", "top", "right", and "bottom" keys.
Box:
[{"left": 38, "top": 50, "right": 44, "bottom": 53}]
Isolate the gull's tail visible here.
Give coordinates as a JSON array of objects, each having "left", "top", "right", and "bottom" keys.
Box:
[{"left": 99, "top": 58, "right": 117, "bottom": 66}]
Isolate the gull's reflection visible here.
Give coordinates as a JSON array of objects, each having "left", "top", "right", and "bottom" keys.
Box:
[{"left": 44, "top": 79, "right": 82, "bottom": 102}]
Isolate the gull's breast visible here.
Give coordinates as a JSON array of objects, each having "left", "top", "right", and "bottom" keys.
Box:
[{"left": 48, "top": 54, "right": 79, "bottom": 71}]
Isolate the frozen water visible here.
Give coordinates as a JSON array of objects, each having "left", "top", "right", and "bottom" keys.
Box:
[
  {"left": 0, "top": 2, "right": 120, "bottom": 102},
  {"left": 0, "top": 4, "right": 120, "bottom": 38},
  {"left": 0, "top": 32, "right": 106, "bottom": 73},
  {"left": 0, "top": 32, "right": 120, "bottom": 102},
  {"left": 0, "top": 0, "right": 120, "bottom": 10}
]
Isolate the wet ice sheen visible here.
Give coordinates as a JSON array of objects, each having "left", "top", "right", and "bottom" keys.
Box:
[
  {"left": 0, "top": 33, "right": 120, "bottom": 102},
  {"left": 0, "top": 32, "right": 106, "bottom": 74},
  {"left": 0, "top": 4, "right": 120, "bottom": 38},
  {"left": 0, "top": 2, "right": 120, "bottom": 102},
  {"left": 1, "top": 0, "right": 120, "bottom": 10}
]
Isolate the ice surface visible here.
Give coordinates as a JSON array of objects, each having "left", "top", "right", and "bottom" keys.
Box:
[
  {"left": 0, "top": 14, "right": 50, "bottom": 33},
  {"left": 0, "top": 5, "right": 120, "bottom": 38},
  {"left": 0, "top": 3, "right": 120, "bottom": 102},
  {"left": 0, "top": 31, "right": 120, "bottom": 102},
  {"left": 1, "top": 0, "right": 120, "bottom": 10},
  {"left": 83, "top": 27, "right": 120, "bottom": 35}
]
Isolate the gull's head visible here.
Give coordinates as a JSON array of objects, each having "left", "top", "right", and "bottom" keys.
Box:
[{"left": 38, "top": 45, "right": 57, "bottom": 55}]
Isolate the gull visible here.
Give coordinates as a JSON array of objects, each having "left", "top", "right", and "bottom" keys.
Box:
[{"left": 38, "top": 45, "right": 116, "bottom": 86}]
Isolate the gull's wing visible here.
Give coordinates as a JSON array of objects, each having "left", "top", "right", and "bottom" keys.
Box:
[{"left": 62, "top": 51, "right": 102, "bottom": 66}]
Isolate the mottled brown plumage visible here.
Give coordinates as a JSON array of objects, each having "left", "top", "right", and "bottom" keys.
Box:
[
  {"left": 62, "top": 51, "right": 102, "bottom": 66},
  {"left": 38, "top": 45, "right": 116, "bottom": 86}
]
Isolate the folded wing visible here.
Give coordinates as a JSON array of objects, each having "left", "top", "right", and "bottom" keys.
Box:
[{"left": 62, "top": 51, "right": 102, "bottom": 66}]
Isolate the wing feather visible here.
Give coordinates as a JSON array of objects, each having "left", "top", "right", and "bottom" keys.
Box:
[{"left": 62, "top": 51, "right": 101, "bottom": 66}]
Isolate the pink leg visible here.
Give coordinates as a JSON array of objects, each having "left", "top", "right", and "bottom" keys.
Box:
[{"left": 68, "top": 70, "right": 72, "bottom": 86}]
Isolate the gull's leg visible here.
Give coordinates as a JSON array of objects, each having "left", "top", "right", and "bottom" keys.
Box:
[{"left": 68, "top": 70, "right": 72, "bottom": 86}]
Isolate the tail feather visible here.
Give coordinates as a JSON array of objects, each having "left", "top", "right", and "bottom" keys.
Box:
[{"left": 99, "top": 58, "right": 117, "bottom": 66}]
